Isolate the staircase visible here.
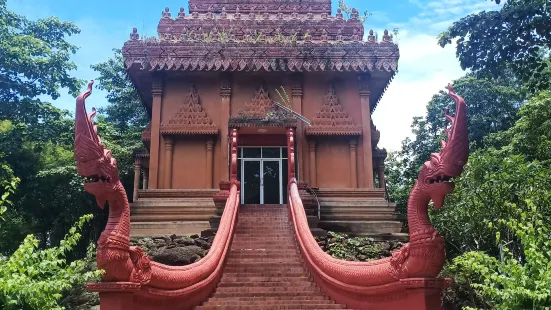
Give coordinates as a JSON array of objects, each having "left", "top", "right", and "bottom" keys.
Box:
[{"left": 196, "top": 204, "right": 349, "bottom": 310}]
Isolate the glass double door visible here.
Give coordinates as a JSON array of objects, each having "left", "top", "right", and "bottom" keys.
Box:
[{"left": 239, "top": 147, "right": 288, "bottom": 205}]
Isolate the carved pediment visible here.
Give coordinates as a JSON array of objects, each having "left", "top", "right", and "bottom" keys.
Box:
[
  {"left": 306, "top": 84, "right": 362, "bottom": 136},
  {"left": 161, "top": 85, "right": 218, "bottom": 135},
  {"left": 239, "top": 85, "right": 273, "bottom": 118},
  {"left": 230, "top": 84, "right": 296, "bottom": 127}
]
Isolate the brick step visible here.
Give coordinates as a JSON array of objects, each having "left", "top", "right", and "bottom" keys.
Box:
[
  {"left": 224, "top": 263, "right": 304, "bottom": 269},
  {"left": 219, "top": 276, "right": 313, "bottom": 283},
  {"left": 227, "top": 249, "right": 300, "bottom": 254},
  {"left": 197, "top": 204, "right": 348, "bottom": 309},
  {"left": 221, "top": 271, "right": 310, "bottom": 278},
  {"left": 232, "top": 239, "right": 295, "bottom": 248},
  {"left": 217, "top": 281, "right": 313, "bottom": 288},
  {"left": 225, "top": 258, "right": 303, "bottom": 264},
  {"left": 225, "top": 259, "right": 303, "bottom": 265},
  {"left": 211, "top": 289, "right": 321, "bottom": 298},
  {"left": 233, "top": 232, "right": 294, "bottom": 237},
  {"left": 230, "top": 235, "right": 295, "bottom": 240},
  {"left": 223, "top": 266, "right": 307, "bottom": 273},
  {"left": 203, "top": 295, "right": 329, "bottom": 302},
  {"left": 230, "top": 245, "right": 298, "bottom": 250},
  {"left": 197, "top": 302, "right": 345, "bottom": 309},
  {"left": 214, "top": 285, "right": 321, "bottom": 294}
]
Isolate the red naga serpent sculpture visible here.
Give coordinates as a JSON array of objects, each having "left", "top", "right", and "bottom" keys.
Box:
[
  {"left": 75, "top": 81, "right": 240, "bottom": 309},
  {"left": 288, "top": 84, "right": 469, "bottom": 309}
]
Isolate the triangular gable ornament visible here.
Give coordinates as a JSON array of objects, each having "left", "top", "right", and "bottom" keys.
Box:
[
  {"left": 306, "top": 84, "right": 362, "bottom": 136},
  {"left": 161, "top": 85, "right": 218, "bottom": 135}
]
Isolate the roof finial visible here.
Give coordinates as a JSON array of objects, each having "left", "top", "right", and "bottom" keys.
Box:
[
  {"left": 162, "top": 7, "right": 171, "bottom": 18},
  {"left": 130, "top": 27, "right": 139, "bottom": 40},
  {"left": 178, "top": 7, "right": 185, "bottom": 18}
]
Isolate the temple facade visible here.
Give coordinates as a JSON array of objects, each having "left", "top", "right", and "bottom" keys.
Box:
[{"left": 125, "top": 0, "right": 402, "bottom": 238}]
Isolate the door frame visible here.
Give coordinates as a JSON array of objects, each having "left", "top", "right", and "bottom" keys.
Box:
[{"left": 239, "top": 147, "right": 286, "bottom": 204}]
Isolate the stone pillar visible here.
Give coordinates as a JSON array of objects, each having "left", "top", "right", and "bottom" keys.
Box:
[
  {"left": 142, "top": 169, "right": 148, "bottom": 190},
  {"left": 219, "top": 74, "right": 232, "bottom": 182},
  {"left": 359, "top": 74, "right": 374, "bottom": 188},
  {"left": 164, "top": 137, "right": 173, "bottom": 189},
  {"left": 148, "top": 75, "right": 163, "bottom": 189},
  {"left": 133, "top": 158, "right": 141, "bottom": 202},
  {"left": 308, "top": 140, "right": 317, "bottom": 187},
  {"left": 349, "top": 139, "right": 358, "bottom": 188},
  {"left": 291, "top": 74, "right": 304, "bottom": 180},
  {"left": 378, "top": 165, "right": 385, "bottom": 190},
  {"left": 206, "top": 138, "right": 214, "bottom": 188}
]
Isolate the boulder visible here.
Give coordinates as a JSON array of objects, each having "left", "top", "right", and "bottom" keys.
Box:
[{"left": 152, "top": 245, "right": 203, "bottom": 266}]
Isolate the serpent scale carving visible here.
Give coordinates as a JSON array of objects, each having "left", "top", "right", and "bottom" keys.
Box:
[
  {"left": 288, "top": 85, "right": 469, "bottom": 309},
  {"left": 75, "top": 81, "right": 240, "bottom": 308}
]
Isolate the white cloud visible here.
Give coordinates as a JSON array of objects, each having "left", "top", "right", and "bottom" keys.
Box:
[
  {"left": 372, "top": 30, "right": 464, "bottom": 152},
  {"left": 371, "top": 0, "right": 502, "bottom": 152}
]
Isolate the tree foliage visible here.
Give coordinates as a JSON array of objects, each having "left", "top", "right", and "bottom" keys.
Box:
[
  {"left": 445, "top": 179, "right": 551, "bottom": 309},
  {"left": 488, "top": 90, "right": 551, "bottom": 163},
  {"left": 90, "top": 49, "right": 148, "bottom": 133},
  {"left": 438, "top": 0, "right": 551, "bottom": 93},
  {"left": 0, "top": 215, "right": 102, "bottom": 310}
]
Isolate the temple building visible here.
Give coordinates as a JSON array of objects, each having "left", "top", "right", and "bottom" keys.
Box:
[{"left": 125, "top": 0, "right": 402, "bottom": 238}]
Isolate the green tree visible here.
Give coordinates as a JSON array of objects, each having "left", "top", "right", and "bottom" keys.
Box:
[
  {"left": 438, "top": 0, "right": 551, "bottom": 93},
  {"left": 0, "top": 215, "right": 102, "bottom": 310},
  {"left": 488, "top": 90, "right": 551, "bottom": 163},
  {"left": 90, "top": 49, "right": 148, "bottom": 133},
  {"left": 0, "top": 0, "right": 97, "bottom": 253},
  {"left": 443, "top": 158, "right": 551, "bottom": 309},
  {"left": 91, "top": 49, "right": 148, "bottom": 199}
]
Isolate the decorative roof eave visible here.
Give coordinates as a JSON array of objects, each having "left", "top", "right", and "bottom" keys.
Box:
[
  {"left": 229, "top": 118, "right": 298, "bottom": 128},
  {"left": 305, "top": 129, "right": 362, "bottom": 136},
  {"left": 122, "top": 41, "right": 399, "bottom": 73},
  {"left": 160, "top": 128, "right": 219, "bottom": 135}
]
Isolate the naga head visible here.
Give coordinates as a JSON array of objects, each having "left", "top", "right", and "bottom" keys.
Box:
[
  {"left": 74, "top": 80, "right": 120, "bottom": 208},
  {"left": 418, "top": 84, "right": 469, "bottom": 209}
]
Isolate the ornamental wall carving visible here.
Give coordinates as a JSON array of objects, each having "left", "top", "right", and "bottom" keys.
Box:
[
  {"left": 157, "top": 8, "right": 365, "bottom": 42},
  {"left": 187, "top": 0, "right": 331, "bottom": 14},
  {"left": 306, "top": 84, "right": 362, "bottom": 136},
  {"left": 229, "top": 84, "right": 296, "bottom": 127},
  {"left": 160, "top": 85, "right": 218, "bottom": 135}
]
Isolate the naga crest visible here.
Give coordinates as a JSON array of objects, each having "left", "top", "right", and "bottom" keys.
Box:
[
  {"left": 418, "top": 84, "right": 469, "bottom": 209},
  {"left": 74, "top": 80, "right": 120, "bottom": 208}
]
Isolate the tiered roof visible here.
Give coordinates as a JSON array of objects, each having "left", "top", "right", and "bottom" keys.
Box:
[{"left": 123, "top": 1, "right": 399, "bottom": 114}]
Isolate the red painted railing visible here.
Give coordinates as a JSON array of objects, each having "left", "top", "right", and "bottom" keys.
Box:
[{"left": 285, "top": 127, "right": 445, "bottom": 310}]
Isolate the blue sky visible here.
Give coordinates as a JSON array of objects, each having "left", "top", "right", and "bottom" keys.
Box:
[{"left": 8, "top": 0, "right": 501, "bottom": 151}]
